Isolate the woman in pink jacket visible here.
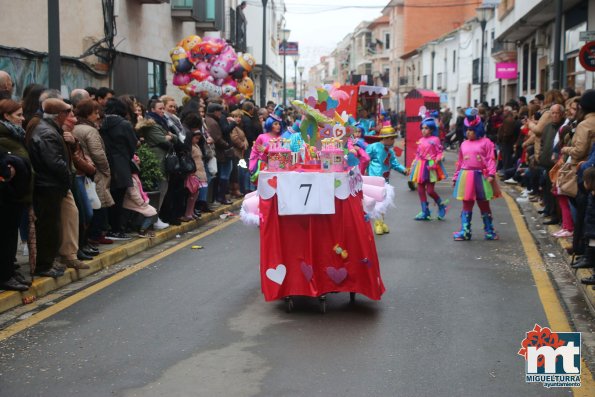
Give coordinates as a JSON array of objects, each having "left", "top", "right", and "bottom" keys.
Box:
[{"left": 452, "top": 108, "right": 501, "bottom": 240}]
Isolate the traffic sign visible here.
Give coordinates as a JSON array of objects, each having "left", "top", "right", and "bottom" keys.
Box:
[
  {"left": 579, "top": 31, "right": 595, "bottom": 42},
  {"left": 579, "top": 41, "right": 595, "bottom": 71}
]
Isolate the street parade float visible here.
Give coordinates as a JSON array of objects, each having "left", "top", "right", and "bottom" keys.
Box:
[{"left": 240, "top": 85, "right": 394, "bottom": 312}]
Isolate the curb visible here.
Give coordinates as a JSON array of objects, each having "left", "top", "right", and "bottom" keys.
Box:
[
  {"left": 512, "top": 184, "right": 595, "bottom": 314},
  {"left": 0, "top": 200, "right": 243, "bottom": 314}
]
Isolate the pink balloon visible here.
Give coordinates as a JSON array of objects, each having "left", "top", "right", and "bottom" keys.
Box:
[{"left": 173, "top": 73, "right": 191, "bottom": 86}]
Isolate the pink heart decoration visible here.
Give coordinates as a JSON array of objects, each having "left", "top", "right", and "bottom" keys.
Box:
[
  {"left": 300, "top": 261, "right": 313, "bottom": 282},
  {"left": 326, "top": 267, "right": 347, "bottom": 285},
  {"left": 306, "top": 96, "right": 317, "bottom": 108},
  {"left": 267, "top": 176, "right": 277, "bottom": 188},
  {"left": 266, "top": 264, "right": 286, "bottom": 285},
  {"left": 319, "top": 124, "right": 332, "bottom": 138}
]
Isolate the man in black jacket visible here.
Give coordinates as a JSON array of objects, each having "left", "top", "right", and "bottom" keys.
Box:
[
  {"left": 27, "top": 98, "right": 74, "bottom": 278},
  {"left": 240, "top": 101, "right": 261, "bottom": 193}
]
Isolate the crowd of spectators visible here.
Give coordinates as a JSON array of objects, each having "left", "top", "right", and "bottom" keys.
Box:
[{"left": 0, "top": 71, "right": 275, "bottom": 291}]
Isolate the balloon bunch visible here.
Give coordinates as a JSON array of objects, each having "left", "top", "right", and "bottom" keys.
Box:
[{"left": 170, "top": 35, "right": 256, "bottom": 103}]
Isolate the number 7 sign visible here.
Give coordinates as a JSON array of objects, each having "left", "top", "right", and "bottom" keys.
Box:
[{"left": 277, "top": 173, "right": 336, "bottom": 215}]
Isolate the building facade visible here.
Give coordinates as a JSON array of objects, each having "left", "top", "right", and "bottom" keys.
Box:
[{"left": 0, "top": 0, "right": 281, "bottom": 105}]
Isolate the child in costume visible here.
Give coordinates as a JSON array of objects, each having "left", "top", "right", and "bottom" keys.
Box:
[
  {"left": 348, "top": 124, "right": 370, "bottom": 174},
  {"left": 248, "top": 115, "right": 282, "bottom": 184},
  {"left": 366, "top": 123, "right": 407, "bottom": 235},
  {"left": 452, "top": 108, "right": 501, "bottom": 240},
  {"left": 409, "top": 117, "right": 448, "bottom": 220}
]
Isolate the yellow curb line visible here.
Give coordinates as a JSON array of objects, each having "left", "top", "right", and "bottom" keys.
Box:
[
  {"left": 0, "top": 217, "right": 239, "bottom": 342},
  {"left": 503, "top": 192, "right": 594, "bottom": 394},
  {"left": 0, "top": 202, "right": 241, "bottom": 314}
]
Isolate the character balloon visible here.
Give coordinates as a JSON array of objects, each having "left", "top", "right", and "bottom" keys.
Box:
[{"left": 170, "top": 46, "right": 192, "bottom": 73}]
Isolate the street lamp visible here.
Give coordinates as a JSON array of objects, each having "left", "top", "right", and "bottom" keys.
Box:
[
  {"left": 260, "top": 0, "right": 268, "bottom": 107},
  {"left": 298, "top": 65, "right": 305, "bottom": 99},
  {"left": 293, "top": 55, "right": 299, "bottom": 101},
  {"left": 476, "top": 4, "right": 494, "bottom": 105},
  {"left": 281, "top": 28, "right": 291, "bottom": 107}
]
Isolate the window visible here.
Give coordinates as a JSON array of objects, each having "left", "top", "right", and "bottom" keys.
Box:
[
  {"left": 148, "top": 61, "right": 164, "bottom": 98},
  {"left": 423, "top": 75, "right": 428, "bottom": 89},
  {"left": 453, "top": 50, "right": 456, "bottom": 73},
  {"left": 206, "top": 0, "right": 215, "bottom": 19},
  {"left": 384, "top": 32, "right": 391, "bottom": 50},
  {"left": 567, "top": 55, "right": 586, "bottom": 93}
]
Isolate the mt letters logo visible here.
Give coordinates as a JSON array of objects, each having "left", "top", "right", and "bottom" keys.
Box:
[{"left": 518, "top": 324, "right": 581, "bottom": 388}]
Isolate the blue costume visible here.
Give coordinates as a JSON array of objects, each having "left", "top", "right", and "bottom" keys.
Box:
[{"left": 366, "top": 142, "right": 406, "bottom": 181}]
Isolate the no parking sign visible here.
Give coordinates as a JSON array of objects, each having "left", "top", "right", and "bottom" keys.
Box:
[{"left": 579, "top": 41, "right": 595, "bottom": 71}]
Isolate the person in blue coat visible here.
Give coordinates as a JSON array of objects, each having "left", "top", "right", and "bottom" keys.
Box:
[{"left": 365, "top": 123, "right": 406, "bottom": 235}]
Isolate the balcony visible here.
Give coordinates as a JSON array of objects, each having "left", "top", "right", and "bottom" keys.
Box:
[
  {"left": 195, "top": 0, "right": 225, "bottom": 31},
  {"left": 171, "top": 0, "right": 199, "bottom": 21},
  {"left": 491, "top": 40, "right": 517, "bottom": 62}
]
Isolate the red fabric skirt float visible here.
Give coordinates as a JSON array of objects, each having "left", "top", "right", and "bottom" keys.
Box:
[{"left": 258, "top": 192, "right": 385, "bottom": 302}]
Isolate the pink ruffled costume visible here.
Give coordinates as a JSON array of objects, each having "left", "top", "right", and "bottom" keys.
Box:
[{"left": 453, "top": 137, "right": 499, "bottom": 201}]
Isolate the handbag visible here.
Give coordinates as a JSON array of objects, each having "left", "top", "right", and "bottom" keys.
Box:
[
  {"left": 84, "top": 176, "right": 101, "bottom": 209},
  {"left": 184, "top": 174, "right": 200, "bottom": 194},
  {"left": 207, "top": 156, "right": 217, "bottom": 175},
  {"left": 179, "top": 151, "right": 197, "bottom": 174},
  {"left": 164, "top": 147, "right": 180, "bottom": 174},
  {"left": 548, "top": 159, "right": 564, "bottom": 184},
  {"left": 557, "top": 162, "right": 578, "bottom": 197}
]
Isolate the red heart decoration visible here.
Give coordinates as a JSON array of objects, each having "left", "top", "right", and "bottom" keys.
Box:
[{"left": 267, "top": 176, "right": 277, "bottom": 188}]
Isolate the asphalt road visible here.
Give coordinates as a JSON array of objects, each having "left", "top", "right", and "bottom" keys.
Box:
[{"left": 0, "top": 157, "right": 578, "bottom": 397}]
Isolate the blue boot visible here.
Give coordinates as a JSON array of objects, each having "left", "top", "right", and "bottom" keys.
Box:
[
  {"left": 453, "top": 211, "right": 472, "bottom": 241},
  {"left": 436, "top": 198, "right": 449, "bottom": 220},
  {"left": 481, "top": 212, "right": 499, "bottom": 240},
  {"left": 414, "top": 202, "right": 431, "bottom": 221}
]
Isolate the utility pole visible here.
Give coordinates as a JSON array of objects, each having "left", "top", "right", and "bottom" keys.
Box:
[
  {"left": 48, "top": 0, "right": 61, "bottom": 89},
  {"left": 260, "top": 0, "right": 268, "bottom": 107}
]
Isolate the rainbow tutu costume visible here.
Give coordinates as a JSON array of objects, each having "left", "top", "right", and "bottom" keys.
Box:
[
  {"left": 453, "top": 169, "right": 501, "bottom": 201},
  {"left": 409, "top": 159, "right": 447, "bottom": 184}
]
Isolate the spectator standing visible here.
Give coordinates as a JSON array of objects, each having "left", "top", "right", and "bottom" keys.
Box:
[
  {"left": 204, "top": 103, "right": 234, "bottom": 204},
  {"left": 136, "top": 99, "right": 177, "bottom": 229},
  {"left": 73, "top": 99, "right": 115, "bottom": 248},
  {"left": 100, "top": 98, "right": 138, "bottom": 239},
  {"left": 28, "top": 98, "right": 74, "bottom": 278},
  {"left": 0, "top": 100, "right": 33, "bottom": 290}
]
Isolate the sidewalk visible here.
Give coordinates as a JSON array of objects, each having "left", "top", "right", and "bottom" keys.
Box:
[
  {"left": 510, "top": 184, "right": 595, "bottom": 315},
  {"left": 0, "top": 200, "right": 242, "bottom": 314}
]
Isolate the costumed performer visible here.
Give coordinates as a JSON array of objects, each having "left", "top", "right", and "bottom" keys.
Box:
[
  {"left": 408, "top": 116, "right": 448, "bottom": 220},
  {"left": 358, "top": 108, "right": 376, "bottom": 136},
  {"left": 366, "top": 122, "right": 407, "bottom": 235},
  {"left": 452, "top": 108, "right": 501, "bottom": 241},
  {"left": 348, "top": 123, "right": 370, "bottom": 175},
  {"left": 248, "top": 115, "right": 282, "bottom": 184}
]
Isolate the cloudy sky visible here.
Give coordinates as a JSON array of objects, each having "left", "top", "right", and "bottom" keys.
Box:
[{"left": 282, "top": 1, "right": 388, "bottom": 71}]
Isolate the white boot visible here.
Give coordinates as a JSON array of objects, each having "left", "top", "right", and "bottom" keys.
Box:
[{"left": 154, "top": 218, "right": 170, "bottom": 230}]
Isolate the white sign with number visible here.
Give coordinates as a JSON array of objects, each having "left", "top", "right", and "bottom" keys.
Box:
[{"left": 277, "top": 173, "right": 336, "bottom": 215}]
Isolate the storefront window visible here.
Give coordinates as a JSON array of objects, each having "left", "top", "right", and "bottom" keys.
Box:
[{"left": 565, "top": 22, "right": 587, "bottom": 92}]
